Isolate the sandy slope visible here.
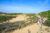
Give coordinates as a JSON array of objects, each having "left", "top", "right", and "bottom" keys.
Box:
[
  {"left": 11, "top": 23, "right": 49, "bottom": 33},
  {"left": 6, "top": 14, "right": 29, "bottom": 23},
  {"left": 10, "top": 14, "right": 49, "bottom": 33},
  {"left": 3, "top": 14, "right": 49, "bottom": 33},
  {"left": 12, "top": 23, "right": 38, "bottom": 33}
]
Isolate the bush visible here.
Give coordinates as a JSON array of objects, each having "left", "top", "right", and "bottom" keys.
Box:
[
  {"left": 0, "top": 16, "right": 16, "bottom": 23},
  {"left": 43, "top": 20, "right": 50, "bottom": 27}
]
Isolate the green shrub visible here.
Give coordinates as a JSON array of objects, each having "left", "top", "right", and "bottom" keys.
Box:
[
  {"left": 0, "top": 16, "right": 16, "bottom": 23},
  {"left": 43, "top": 20, "right": 50, "bottom": 27},
  {"left": 39, "top": 10, "right": 50, "bottom": 27}
]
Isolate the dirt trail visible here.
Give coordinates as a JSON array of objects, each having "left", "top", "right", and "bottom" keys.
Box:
[
  {"left": 11, "top": 23, "right": 49, "bottom": 33},
  {"left": 6, "top": 14, "right": 28, "bottom": 23},
  {"left": 12, "top": 23, "right": 38, "bottom": 33}
]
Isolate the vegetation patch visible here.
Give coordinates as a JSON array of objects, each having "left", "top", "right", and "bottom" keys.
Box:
[{"left": 39, "top": 10, "right": 50, "bottom": 27}]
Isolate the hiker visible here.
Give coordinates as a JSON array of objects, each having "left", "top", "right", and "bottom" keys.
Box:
[{"left": 37, "top": 16, "right": 44, "bottom": 33}]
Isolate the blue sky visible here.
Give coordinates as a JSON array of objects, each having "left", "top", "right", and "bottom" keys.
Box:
[{"left": 0, "top": 0, "right": 50, "bottom": 13}]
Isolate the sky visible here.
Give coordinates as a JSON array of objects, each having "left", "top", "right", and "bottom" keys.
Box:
[{"left": 0, "top": 0, "right": 50, "bottom": 13}]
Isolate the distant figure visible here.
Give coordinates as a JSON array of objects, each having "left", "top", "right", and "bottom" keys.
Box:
[
  {"left": 37, "top": 16, "right": 44, "bottom": 33},
  {"left": 37, "top": 16, "right": 44, "bottom": 25}
]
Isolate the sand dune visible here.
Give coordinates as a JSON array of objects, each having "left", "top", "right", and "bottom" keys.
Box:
[
  {"left": 6, "top": 14, "right": 29, "bottom": 23},
  {"left": 2, "top": 14, "right": 49, "bottom": 33},
  {"left": 11, "top": 23, "right": 49, "bottom": 33}
]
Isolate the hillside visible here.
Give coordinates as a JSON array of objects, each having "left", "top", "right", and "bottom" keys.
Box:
[
  {"left": 39, "top": 10, "right": 50, "bottom": 27},
  {"left": 0, "top": 12, "right": 23, "bottom": 23},
  {"left": 0, "top": 10, "right": 50, "bottom": 33},
  {"left": 0, "top": 12, "right": 7, "bottom": 14}
]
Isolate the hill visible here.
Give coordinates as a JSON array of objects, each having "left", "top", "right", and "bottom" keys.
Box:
[
  {"left": 39, "top": 10, "right": 50, "bottom": 27},
  {"left": 0, "top": 12, "right": 7, "bottom": 14},
  {"left": 0, "top": 10, "right": 50, "bottom": 33}
]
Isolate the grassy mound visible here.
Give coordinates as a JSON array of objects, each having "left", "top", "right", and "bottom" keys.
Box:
[
  {"left": 0, "top": 15, "right": 16, "bottom": 23},
  {"left": 39, "top": 10, "right": 50, "bottom": 27}
]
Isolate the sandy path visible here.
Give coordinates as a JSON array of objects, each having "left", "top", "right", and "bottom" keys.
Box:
[
  {"left": 11, "top": 23, "right": 49, "bottom": 33},
  {"left": 12, "top": 23, "right": 38, "bottom": 33},
  {"left": 6, "top": 14, "right": 28, "bottom": 23}
]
